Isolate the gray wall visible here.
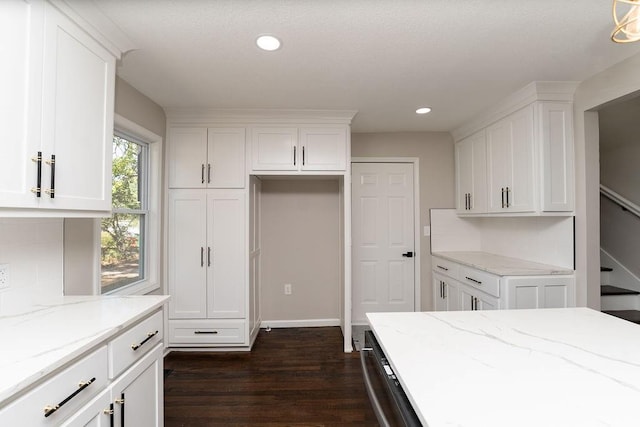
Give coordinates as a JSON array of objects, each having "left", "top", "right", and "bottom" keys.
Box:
[
  {"left": 599, "top": 96, "right": 640, "bottom": 205},
  {"left": 260, "top": 179, "right": 341, "bottom": 322},
  {"left": 574, "top": 51, "right": 640, "bottom": 309},
  {"left": 64, "top": 77, "right": 166, "bottom": 295},
  {"left": 113, "top": 76, "right": 166, "bottom": 139},
  {"left": 351, "top": 131, "right": 455, "bottom": 311},
  {"left": 598, "top": 96, "right": 640, "bottom": 284}
]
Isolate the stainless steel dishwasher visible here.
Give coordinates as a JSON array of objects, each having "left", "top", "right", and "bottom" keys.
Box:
[{"left": 360, "top": 330, "right": 422, "bottom": 427}]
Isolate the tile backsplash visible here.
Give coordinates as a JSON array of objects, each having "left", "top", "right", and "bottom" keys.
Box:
[{"left": 0, "top": 218, "right": 63, "bottom": 314}]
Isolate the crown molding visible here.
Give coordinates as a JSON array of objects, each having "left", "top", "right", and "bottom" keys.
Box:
[
  {"left": 50, "top": 0, "right": 136, "bottom": 59},
  {"left": 451, "top": 81, "right": 579, "bottom": 141},
  {"left": 165, "top": 108, "right": 358, "bottom": 126}
]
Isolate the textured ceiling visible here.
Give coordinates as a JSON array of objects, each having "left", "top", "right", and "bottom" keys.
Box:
[{"left": 92, "top": 0, "right": 640, "bottom": 132}]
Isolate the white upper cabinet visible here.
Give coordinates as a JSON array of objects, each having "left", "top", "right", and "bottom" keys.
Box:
[
  {"left": 455, "top": 130, "right": 487, "bottom": 214},
  {"left": 486, "top": 105, "right": 535, "bottom": 213},
  {"left": 539, "top": 102, "right": 574, "bottom": 212},
  {"left": 0, "top": 0, "right": 43, "bottom": 209},
  {"left": 0, "top": 0, "right": 119, "bottom": 215},
  {"left": 251, "top": 127, "right": 299, "bottom": 171},
  {"left": 250, "top": 126, "right": 348, "bottom": 173},
  {"left": 299, "top": 127, "right": 348, "bottom": 171},
  {"left": 168, "top": 127, "right": 246, "bottom": 188},
  {"left": 452, "top": 82, "right": 577, "bottom": 216},
  {"left": 40, "top": 2, "right": 115, "bottom": 211}
]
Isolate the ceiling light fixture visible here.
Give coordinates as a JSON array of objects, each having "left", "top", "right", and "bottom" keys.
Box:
[
  {"left": 416, "top": 107, "right": 432, "bottom": 114},
  {"left": 256, "top": 35, "right": 281, "bottom": 51},
  {"left": 612, "top": 0, "right": 640, "bottom": 43}
]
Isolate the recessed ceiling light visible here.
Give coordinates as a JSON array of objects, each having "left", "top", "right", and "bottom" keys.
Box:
[
  {"left": 416, "top": 107, "right": 432, "bottom": 114},
  {"left": 256, "top": 35, "right": 281, "bottom": 51}
]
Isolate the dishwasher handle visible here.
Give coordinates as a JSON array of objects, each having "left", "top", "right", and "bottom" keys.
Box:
[{"left": 360, "top": 348, "right": 392, "bottom": 427}]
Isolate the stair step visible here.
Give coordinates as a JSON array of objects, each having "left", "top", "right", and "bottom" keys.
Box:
[
  {"left": 601, "top": 285, "right": 640, "bottom": 296},
  {"left": 601, "top": 266, "right": 613, "bottom": 272},
  {"left": 603, "top": 310, "right": 640, "bottom": 324}
]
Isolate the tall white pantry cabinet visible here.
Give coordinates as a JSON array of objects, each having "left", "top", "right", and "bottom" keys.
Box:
[
  {"left": 166, "top": 127, "right": 250, "bottom": 347},
  {"left": 165, "top": 111, "right": 355, "bottom": 351}
]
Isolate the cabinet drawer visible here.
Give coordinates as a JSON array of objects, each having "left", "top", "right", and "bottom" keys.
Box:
[
  {"left": 0, "top": 346, "right": 107, "bottom": 426},
  {"left": 108, "top": 310, "right": 164, "bottom": 379},
  {"left": 169, "top": 319, "right": 246, "bottom": 345},
  {"left": 458, "top": 266, "right": 500, "bottom": 298},
  {"left": 432, "top": 257, "right": 458, "bottom": 279}
]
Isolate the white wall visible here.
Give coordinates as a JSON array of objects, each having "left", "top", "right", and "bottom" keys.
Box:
[
  {"left": 260, "top": 179, "right": 341, "bottom": 324},
  {"left": 430, "top": 209, "right": 574, "bottom": 269},
  {"left": 0, "top": 219, "right": 63, "bottom": 314}
]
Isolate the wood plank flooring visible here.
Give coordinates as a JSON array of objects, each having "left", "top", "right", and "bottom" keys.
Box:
[{"left": 164, "top": 327, "right": 379, "bottom": 426}]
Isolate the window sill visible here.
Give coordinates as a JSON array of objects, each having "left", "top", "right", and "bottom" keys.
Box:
[{"left": 103, "top": 280, "right": 160, "bottom": 296}]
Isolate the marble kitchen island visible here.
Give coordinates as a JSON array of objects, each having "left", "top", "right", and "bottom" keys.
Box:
[{"left": 368, "top": 308, "right": 640, "bottom": 426}]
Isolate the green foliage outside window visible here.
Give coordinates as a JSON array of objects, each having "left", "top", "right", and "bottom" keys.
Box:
[{"left": 101, "top": 135, "right": 146, "bottom": 292}]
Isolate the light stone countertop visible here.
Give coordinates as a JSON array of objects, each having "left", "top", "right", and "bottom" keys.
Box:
[
  {"left": 432, "top": 251, "right": 574, "bottom": 275},
  {"left": 0, "top": 295, "right": 169, "bottom": 406},
  {"left": 368, "top": 308, "right": 640, "bottom": 427}
]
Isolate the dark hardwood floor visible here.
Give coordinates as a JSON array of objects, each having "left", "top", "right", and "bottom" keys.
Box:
[{"left": 164, "top": 327, "right": 379, "bottom": 426}]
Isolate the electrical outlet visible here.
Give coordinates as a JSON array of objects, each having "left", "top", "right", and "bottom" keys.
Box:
[
  {"left": 284, "top": 283, "right": 292, "bottom": 295},
  {"left": 0, "top": 264, "right": 9, "bottom": 290}
]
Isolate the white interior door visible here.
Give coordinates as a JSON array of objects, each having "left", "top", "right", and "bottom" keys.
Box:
[{"left": 352, "top": 162, "right": 415, "bottom": 324}]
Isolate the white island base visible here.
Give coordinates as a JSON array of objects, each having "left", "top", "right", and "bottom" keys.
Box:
[{"left": 368, "top": 308, "right": 640, "bottom": 427}]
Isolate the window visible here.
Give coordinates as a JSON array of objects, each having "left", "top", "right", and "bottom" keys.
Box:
[
  {"left": 97, "top": 114, "right": 162, "bottom": 296},
  {"left": 101, "top": 133, "right": 149, "bottom": 293}
]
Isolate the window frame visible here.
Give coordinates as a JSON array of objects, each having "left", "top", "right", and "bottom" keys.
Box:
[{"left": 98, "top": 114, "right": 162, "bottom": 296}]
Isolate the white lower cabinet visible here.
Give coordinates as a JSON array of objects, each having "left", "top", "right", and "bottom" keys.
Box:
[
  {"left": 503, "top": 276, "right": 575, "bottom": 309},
  {"left": 459, "top": 286, "right": 500, "bottom": 311},
  {"left": 109, "top": 344, "right": 163, "bottom": 427},
  {"left": 432, "top": 256, "right": 574, "bottom": 311},
  {"left": 61, "top": 389, "right": 112, "bottom": 427},
  {"left": 0, "top": 309, "right": 164, "bottom": 426},
  {"left": 433, "top": 272, "right": 461, "bottom": 311}
]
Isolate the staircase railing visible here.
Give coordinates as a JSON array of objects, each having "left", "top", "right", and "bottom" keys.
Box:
[{"left": 600, "top": 184, "right": 640, "bottom": 219}]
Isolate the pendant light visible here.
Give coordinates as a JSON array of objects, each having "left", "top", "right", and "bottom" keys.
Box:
[{"left": 612, "top": 0, "right": 640, "bottom": 43}]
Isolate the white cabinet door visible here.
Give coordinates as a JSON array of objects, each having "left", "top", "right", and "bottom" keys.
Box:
[
  {"left": 299, "top": 127, "right": 347, "bottom": 171},
  {"left": 251, "top": 127, "right": 298, "bottom": 171},
  {"left": 111, "top": 344, "right": 163, "bottom": 427},
  {"left": 168, "top": 191, "right": 207, "bottom": 319},
  {"left": 539, "top": 102, "right": 574, "bottom": 212},
  {"left": 249, "top": 176, "right": 261, "bottom": 337},
  {"left": 503, "top": 276, "right": 574, "bottom": 309},
  {"left": 207, "top": 190, "right": 246, "bottom": 318},
  {"left": 460, "top": 285, "right": 499, "bottom": 311},
  {"left": 456, "top": 130, "right": 487, "bottom": 214},
  {"left": 168, "top": 128, "right": 208, "bottom": 188},
  {"left": 168, "top": 190, "right": 246, "bottom": 320},
  {"left": 168, "top": 128, "right": 245, "bottom": 188},
  {"left": 433, "top": 272, "right": 460, "bottom": 311},
  {"left": 61, "top": 389, "right": 112, "bottom": 427},
  {"left": 433, "top": 273, "right": 447, "bottom": 311},
  {"left": 487, "top": 105, "right": 535, "bottom": 213},
  {"left": 0, "top": 0, "right": 42, "bottom": 208},
  {"left": 207, "top": 128, "right": 245, "bottom": 188},
  {"left": 40, "top": 2, "right": 115, "bottom": 211}
]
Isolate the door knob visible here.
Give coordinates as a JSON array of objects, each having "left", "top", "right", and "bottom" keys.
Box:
[{"left": 402, "top": 251, "right": 414, "bottom": 258}]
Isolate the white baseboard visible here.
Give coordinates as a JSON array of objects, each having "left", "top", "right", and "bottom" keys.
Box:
[{"left": 260, "top": 318, "right": 341, "bottom": 328}]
